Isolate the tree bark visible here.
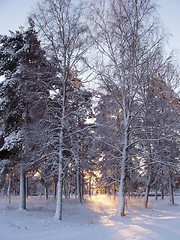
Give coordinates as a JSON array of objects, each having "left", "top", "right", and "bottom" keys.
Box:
[
  {"left": 54, "top": 117, "right": 64, "bottom": 220},
  {"left": 44, "top": 182, "right": 48, "bottom": 200},
  {"left": 81, "top": 173, "right": 84, "bottom": 200},
  {"left": 169, "top": 168, "right": 174, "bottom": 205},
  {"left": 89, "top": 175, "right": 92, "bottom": 198},
  {"left": 19, "top": 163, "right": 26, "bottom": 210},
  {"left": 161, "top": 184, "right": 164, "bottom": 200},
  {"left": 55, "top": 161, "right": 63, "bottom": 220},
  {"left": 7, "top": 174, "right": 11, "bottom": 205},
  {"left": 76, "top": 159, "right": 82, "bottom": 204},
  {"left": 117, "top": 95, "right": 129, "bottom": 217},
  {"left": 54, "top": 180, "right": 57, "bottom": 199},
  {"left": 117, "top": 156, "right": 126, "bottom": 216},
  {"left": 155, "top": 184, "right": 158, "bottom": 200},
  {"left": 26, "top": 176, "right": 28, "bottom": 198},
  {"left": 117, "top": 119, "right": 128, "bottom": 216},
  {"left": 145, "top": 169, "right": 151, "bottom": 208}
]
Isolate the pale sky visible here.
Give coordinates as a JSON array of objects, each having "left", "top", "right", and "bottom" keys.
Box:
[
  {"left": 0, "top": 0, "right": 38, "bottom": 34},
  {"left": 158, "top": 0, "right": 180, "bottom": 61},
  {"left": 0, "top": 0, "right": 180, "bottom": 61}
]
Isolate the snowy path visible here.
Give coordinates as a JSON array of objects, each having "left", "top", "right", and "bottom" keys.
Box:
[
  {"left": 87, "top": 195, "right": 180, "bottom": 240},
  {"left": 0, "top": 195, "right": 180, "bottom": 240}
]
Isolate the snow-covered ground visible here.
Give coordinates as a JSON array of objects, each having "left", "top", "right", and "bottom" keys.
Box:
[{"left": 0, "top": 194, "right": 180, "bottom": 240}]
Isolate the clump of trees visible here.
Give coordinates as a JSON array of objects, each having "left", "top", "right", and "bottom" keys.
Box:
[{"left": 0, "top": 0, "right": 179, "bottom": 220}]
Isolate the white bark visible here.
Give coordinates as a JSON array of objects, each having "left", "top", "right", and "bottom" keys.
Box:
[
  {"left": 117, "top": 128, "right": 127, "bottom": 216},
  {"left": 55, "top": 159, "right": 63, "bottom": 220},
  {"left": 33, "top": 0, "right": 89, "bottom": 219},
  {"left": 117, "top": 158, "right": 126, "bottom": 216},
  {"left": 117, "top": 100, "right": 128, "bottom": 216},
  {"left": 55, "top": 93, "right": 65, "bottom": 220}
]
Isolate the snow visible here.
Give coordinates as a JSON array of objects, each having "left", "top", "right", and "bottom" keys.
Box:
[
  {"left": 0, "top": 195, "right": 180, "bottom": 240},
  {"left": 0, "top": 75, "right": 5, "bottom": 83},
  {"left": 0, "top": 130, "right": 22, "bottom": 151}
]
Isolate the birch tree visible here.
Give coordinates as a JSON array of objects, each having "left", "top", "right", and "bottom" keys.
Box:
[
  {"left": 88, "top": 0, "right": 165, "bottom": 216},
  {"left": 32, "top": 0, "right": 90, "bottom": 220}
]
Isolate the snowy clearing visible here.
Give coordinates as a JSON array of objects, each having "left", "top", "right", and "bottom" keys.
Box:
[{"left": 0, "top": 195, "right": 180, "bottom": 240}]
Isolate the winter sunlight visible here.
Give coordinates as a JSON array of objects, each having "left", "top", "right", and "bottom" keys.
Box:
[{"left": 0, "top": 195, "right": 180, "bottom": 240}]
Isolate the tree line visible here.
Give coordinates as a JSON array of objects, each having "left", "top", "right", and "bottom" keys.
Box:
[{"left": 0, "top": 0, "right": 180, "bottom": 220}]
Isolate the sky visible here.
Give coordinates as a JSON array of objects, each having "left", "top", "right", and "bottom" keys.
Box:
[
  {"left": 0, "top": 0, "right": 38, "bottom": 34},
  {"left": 0, "top": 0, "right": 180, "bottom": 61},
  {"left": 158, "top": 0, "right": 180, "bottom": 61}
]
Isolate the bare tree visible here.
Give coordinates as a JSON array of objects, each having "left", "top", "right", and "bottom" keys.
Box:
[
  {"left": 88, "top": 0, "right": 167, "bottom": 216},
  {"left": 32, "top": 0, "right": 90, "bottom": 220}
]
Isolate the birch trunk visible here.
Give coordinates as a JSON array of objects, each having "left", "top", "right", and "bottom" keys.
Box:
[
  {"left": 54, "top": 66, "right": 66, "bottom": 220},
  {"left": 54, "top": 128, "right": 64, "bottom": 220},
  {"left": 117, "top": 147, "right": 126, "bottom": 216},
  {"left": 55, "top": 90, "right": 65, "bottom": 220},
  {"left": 117, "top": 119, "right": 128, "bottom": 216},
  {"left": 19, "top": 163, "right": 26, "bottom": 210}
]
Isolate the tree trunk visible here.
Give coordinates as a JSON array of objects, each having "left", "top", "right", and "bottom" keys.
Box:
[
  {"left": 54, "top": 67, "right": 66, "bottom": 219},
  {"left": 7, "top": 174, "right": 11, "bottom": 205},
  {"left": 54, "top": 180, "right": 57, "bottom": 199},
  {"left": 117, "top": 127, "right": 127, "bottom": 216},
  {"left": 145, "top": 148, "right": 152, "bottom": 208},
  {"left": 81, "top": 174, "right": 84, "bottom": 200},
  {"left": 161, "top": 185, "right": 164, "bottom": 200},
  {"left": 19, "top": 163, "right": 26, "bottom": 210},
  {"left": 55, "top": 161, "right": 63, "bottom": 220},
  {"left": 76, "top": 160, "right": 82, "bottom": 204},
  {"left": 117, "top": 157, "right": 126, "bottom": 216},
  {"left": 145, "top": 162, "right": 152, "bottom": 208},
  {"left": 54, "top": 121, "right": 64, "bottom": 220},
  {"left": 155, "top": 184, "right": 158, "bottom": 200},
  {"left": 113, "top": 184, "right": 116, "bottom": 200},
  {"left": 26, "top": 176, "right": 28, "bottom": 198},
  {"left": 145, "top": 170, "right": 151, "bottom": 208},
  {"left": 89, "top": 176, "right": 92, "bottom": 198},
  {"left": 44, "top": 183, "right": 48, "bottom": 200},
  {"left": 169, "top": 168, "right": 174, "bottom": 205}
]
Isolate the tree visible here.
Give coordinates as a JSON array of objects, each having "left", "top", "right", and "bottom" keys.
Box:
[
  {"left": 138, "top": 53, "right": 180, "bottom": 207},
  {"left": 32, "top": 0, "right": 92, "bottom": 220},
  {"left": 88, "top": 0, "right": 166, "bottom": 216},
  {"left": 0, "top": 18, "right": 52, "bottom": 209}
]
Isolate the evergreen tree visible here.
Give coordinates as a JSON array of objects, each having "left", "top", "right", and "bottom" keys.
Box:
[{"left": 0, "top": 18, "right": 53, "bottom": 209}]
